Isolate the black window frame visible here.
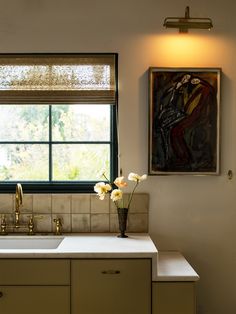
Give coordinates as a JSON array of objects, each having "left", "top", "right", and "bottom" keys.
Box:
[{"left": 0, "top": 53, "right": 118, "bottom": 194}]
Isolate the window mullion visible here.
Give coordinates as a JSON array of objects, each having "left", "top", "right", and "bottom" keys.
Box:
[
  {"left": 110, "top": 105, "right": 118, "bottom": 181},
  {"left": 49, "top": 105, "right": 52, "bottom": 182}
]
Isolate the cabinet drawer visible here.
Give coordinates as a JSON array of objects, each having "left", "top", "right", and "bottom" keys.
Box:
[
  {"left": 0, "top": 286, "right": 70, "bottom": 314},
  {"left": 0, "top": 259, "right": 70, "bottom": 285},
  {"left": 71, "top": 259, "right": 151, "bottom": 314}
]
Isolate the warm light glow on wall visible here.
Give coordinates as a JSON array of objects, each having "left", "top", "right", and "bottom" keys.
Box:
[{"left": 150, "top": 34, "right": 223, "bottom": 67}]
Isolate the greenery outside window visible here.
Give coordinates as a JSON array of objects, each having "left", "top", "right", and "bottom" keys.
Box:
[{"left": 0, "top": 54, "right": 118, "bottom": 193}]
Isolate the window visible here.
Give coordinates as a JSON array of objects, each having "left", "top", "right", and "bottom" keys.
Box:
[{"left": 0, "top": 54, "right": 118, "bottom": 193}]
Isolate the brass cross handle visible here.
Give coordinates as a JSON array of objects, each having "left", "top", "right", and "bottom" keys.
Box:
[{"left": 53, "top": 218, "right": 63, "bottom": 235}]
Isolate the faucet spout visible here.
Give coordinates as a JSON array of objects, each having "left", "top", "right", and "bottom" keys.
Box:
[{"left": 15, "top": 183, "right": 23, "bottom": 228}]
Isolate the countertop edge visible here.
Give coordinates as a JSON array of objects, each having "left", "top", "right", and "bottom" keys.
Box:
[{"left": 153, "top": 251, "right": 199, "bottom": 282}]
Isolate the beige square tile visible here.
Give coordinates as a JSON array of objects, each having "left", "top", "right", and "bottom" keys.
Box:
[
  {"left": 33, "top": 194, "right": 52, "bottom": 213},
  {"left": 0, "top": 194, "right": 13, "bottom": 214},
  {"left": 72, "top": 214, "right": 90, "bottom": 232},
  {"left": 72, "top": 194, "right": 90, "bottom": 213},
  {"left": 129, "top": 193, "right": 149, "bottom": 213},
  {"left": 110, "top": 214, "right": 119, "bottom": 232},
  {"left": 91, "top": 194, "right": 109, "bottom": 213},
  {"left": 91, "top": 214, "right": 109, "bottom": 232},
  {"left": 110, "top": 212, "right": 130, "bottom": 235},
  {"left": 52, "top": 214, "right": 71, "bottom": 233},
  {"left": 127, "top": 214, "right": 148, "bottom": 232},
  {"left": 34, "top": 214, "right": 52, "bottom": 233},
  {"left": 1, "top": 214, "right": 14, "bottom": 233},
  {"left": 109, "top": 199, "right": 117, "bottom": 214},
  {"left": 15, "top": 214, "right": 30, "bottom": 233},
  {"left": 52, "top": 194, "right": 71, "bottom": 213},
  {"left": 19, "top": 194, "right": 33, "bottom": 213},
  {"left": 110, "top": 194, "right": 129, "bottom": 214}
]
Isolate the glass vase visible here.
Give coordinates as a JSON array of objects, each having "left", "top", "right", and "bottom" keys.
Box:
[{"left": 117, "top": 208, "right": 128, "bottom": 238}]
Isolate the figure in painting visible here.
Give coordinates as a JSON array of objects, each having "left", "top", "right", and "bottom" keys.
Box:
[{"left": 152, "top": 71, "right": 217, "bottom": 172}]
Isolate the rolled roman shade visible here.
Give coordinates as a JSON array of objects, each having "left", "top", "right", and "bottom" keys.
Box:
[{"left": 0, "top": 54, "right": 117, "bottom": 104}]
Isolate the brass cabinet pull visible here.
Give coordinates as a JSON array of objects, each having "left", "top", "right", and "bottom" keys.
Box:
[
  {"left": 0, "top": 291, "right": 3, "bottom": 298},
  {"left": 101, "top": 270, "right": 120, "bottom": 274}
]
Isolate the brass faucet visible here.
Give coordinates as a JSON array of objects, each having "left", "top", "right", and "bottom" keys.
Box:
[
  {"left": 0, "top": 183, "right": 35, "bottom": 235},
  {"left": 15, "top": 183, "right": 23, "bottom": 229}
]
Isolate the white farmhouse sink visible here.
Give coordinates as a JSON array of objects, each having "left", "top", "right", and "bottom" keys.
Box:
[{"left": 0, "top": 236, "right": 64, "bottom": 250}]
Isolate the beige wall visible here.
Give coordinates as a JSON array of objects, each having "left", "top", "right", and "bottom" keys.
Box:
[{"left": 0, "top": 0, "right": 235, "bottom": 313}]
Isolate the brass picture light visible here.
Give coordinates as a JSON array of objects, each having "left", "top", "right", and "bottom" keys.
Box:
[{"left": 163, "top": 6, "right": 213, "bottom": 33}]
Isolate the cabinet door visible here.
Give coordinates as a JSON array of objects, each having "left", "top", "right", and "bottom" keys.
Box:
[
  {"left": 0, "top": 286, "right": 70, "bottom": 314},
  {"left": 71, "top": 259, "right": 151, "bottom": 314},
  {"left": 152, "top": 282, "right": 196, "bottom": 314},
  {"left": 0, "top": 259, "right": 70, "bottom": 285}
]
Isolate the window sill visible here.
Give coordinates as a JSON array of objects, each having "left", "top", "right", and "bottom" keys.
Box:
[{"left": 0, "top": 182, "right": 97, "bottom": 193}]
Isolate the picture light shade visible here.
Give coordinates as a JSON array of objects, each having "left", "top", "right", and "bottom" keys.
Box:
[{"left": 163, "top": 6, "right": 213, "bottom": 33}]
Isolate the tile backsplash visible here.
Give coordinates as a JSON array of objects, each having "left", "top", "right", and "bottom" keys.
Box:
[{"left": 0, "top": 193, "right": 149, "bottom": 234}]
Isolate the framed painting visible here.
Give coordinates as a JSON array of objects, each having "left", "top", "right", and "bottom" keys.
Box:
[{"left": 149, "top": 67, "right": 221, "bottom": 175}]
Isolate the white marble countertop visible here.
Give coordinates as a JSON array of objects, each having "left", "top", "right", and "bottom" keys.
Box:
[
  {"left": 0, "top": 233, "right": 158, "bottom": 280},
  {"left": 155, "top": 251, "right": 199, "bottom": 282},
  {"left": 0, "top": 235, "right": 200, "bottom": 282}
]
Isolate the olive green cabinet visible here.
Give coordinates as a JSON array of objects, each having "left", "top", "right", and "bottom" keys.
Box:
[
  {"left": 71, "top": 259, "right": 152, "bottom": 314},
  {"left": 0, "top": 259, "right": 70, "bottom": 314},
  {"left": 152, "top": 282, "right": 196, "bottom": 314},
  {"left": 0, "top": 286, "right": 70, "bottom": 314},
  {"left": 0, "top": 258, "right": 151, "bottom": 314},
  {"left": 0, "top": 257, "right": 196, "bottom": 314}
]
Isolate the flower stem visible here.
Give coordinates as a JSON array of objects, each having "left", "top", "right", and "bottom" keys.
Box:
[
  {"left": 102, "top": 173, "right": 110, "bottom": 182},
  {"left": 127, "top": 181, "right": 139, "bottom": 209}
]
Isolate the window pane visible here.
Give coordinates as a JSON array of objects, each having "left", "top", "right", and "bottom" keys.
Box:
[
  {"left": 52, "top": 144, "right": 110, "bottom": 181},
  {"left": 0, "top": 144, "right": 49, "bottom": 181},
  {"left": 52, "top": 105, "right": 110, "bottom": 141},
  {"left": 0, "top": 105, "right": 49, "bottom": 141}
]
